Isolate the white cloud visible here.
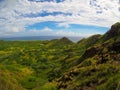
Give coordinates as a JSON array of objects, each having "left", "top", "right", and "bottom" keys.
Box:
[
  {"left": 0, "top": 26, "right": 100, "bottom": 37},
  {"left": 12, "top": 27, "right": 22, "bottom": 32},
  {"left": 25, "top": 27, "right": 101, "bottom": 37},
  {"left": 58, "top": 22, "right": 70, "bottom": 28},
  {"left": 0, "top": 0, "right": 120, "bottom": 37},
  {"left": 41, "top": 27, "right": 53, "bottom": 32},
  {"left": 25, "top": 27, "right": 53, "bottom": 36}
]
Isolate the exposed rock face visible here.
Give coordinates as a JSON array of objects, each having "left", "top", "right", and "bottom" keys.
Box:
[
  {"left": 82, "top": 46, "right": 101, "bottom": 59},
  {"left": 103, "top": 22, "right": 120, "bottom": 40},
  {"left": 108, "top": 41, "right": 120, "bottom": 53}
]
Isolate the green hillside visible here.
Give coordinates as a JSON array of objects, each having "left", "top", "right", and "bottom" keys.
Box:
[
  {"left": 0, "top": 22, "right": 120, "bottom": 90},
  {"left": 53, "top": 22, "right": 120, "bottom": 90}
]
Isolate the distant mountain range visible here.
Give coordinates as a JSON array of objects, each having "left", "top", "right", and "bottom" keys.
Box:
[{"left": 0, "top": 36, "right": 82, "bottom": 42}]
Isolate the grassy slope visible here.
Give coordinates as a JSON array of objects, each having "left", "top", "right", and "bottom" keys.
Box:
[
  {"left": 52, "top": 22, "right": 120, "bottom": 90},
  {"left": 0, "top": 22, "right": 120, "bottom": 90},
  {"left": 0, "top": 39, "right": 74, "bottom": 90}
]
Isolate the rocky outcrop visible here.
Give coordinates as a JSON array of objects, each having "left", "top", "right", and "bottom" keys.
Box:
[{"left": 103, "top": 22, "right": 120, "bottom": 40}]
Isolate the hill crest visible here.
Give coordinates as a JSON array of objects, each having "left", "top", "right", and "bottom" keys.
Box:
[{"left": 103, "top": 22, "right": 120, "bottom": 40}]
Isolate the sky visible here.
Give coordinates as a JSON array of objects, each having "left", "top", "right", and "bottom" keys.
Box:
[{"left": 0, "top": 0, "right": 120, "bottom": 37}]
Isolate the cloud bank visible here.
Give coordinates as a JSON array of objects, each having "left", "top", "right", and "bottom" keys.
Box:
[{"left": 0, "top": 0, "right": 120, "bottom": 37}]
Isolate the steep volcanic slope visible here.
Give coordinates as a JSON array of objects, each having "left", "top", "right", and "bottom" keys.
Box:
[
  {"left": 102, "top": 22, "right": 120, "bottom": 41},
  {"left": 53, "top": 23, "right": 120, "bottom": 90}
]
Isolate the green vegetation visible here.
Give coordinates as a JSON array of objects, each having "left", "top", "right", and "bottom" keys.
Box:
[{"left": 0, "top": 23, "right": 120, "bottom": 90}]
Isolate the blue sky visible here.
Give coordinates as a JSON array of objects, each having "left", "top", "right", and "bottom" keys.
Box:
[
  {"left": 0, "top": 0, "right": 120, "bottom": 37},
  {"left": 26, "top": 21, "right": 108, "bottom": 36}
]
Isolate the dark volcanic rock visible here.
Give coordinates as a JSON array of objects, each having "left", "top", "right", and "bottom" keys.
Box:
[
  {"left": 103, "top": 22, "right": 120, "bottom": 40},
  {"left": 108, "top": 41, "right": 120, "bottom": 53},
  {"left": 82, "top": 46, "right": 101, "bottom": 59}
]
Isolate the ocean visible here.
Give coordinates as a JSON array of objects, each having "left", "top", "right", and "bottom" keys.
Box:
[{"left": 0, "top": 36, "right": 82, "bottom": 42}]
